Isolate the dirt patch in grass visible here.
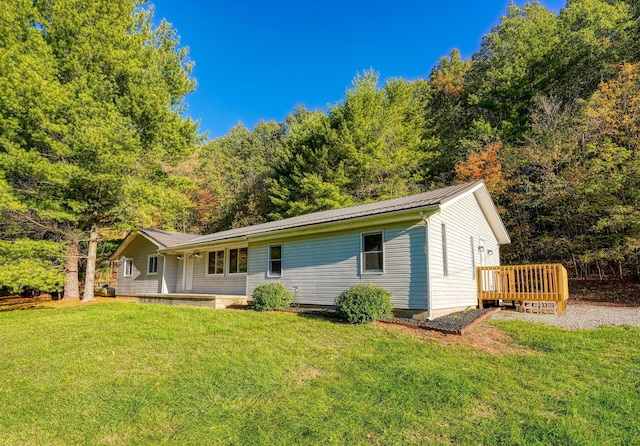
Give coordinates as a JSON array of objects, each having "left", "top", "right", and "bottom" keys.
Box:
[
  {"left": 377, "top": 322, "right": 529, "bottom": 356},
  {"left": 0, "top": 294, "right": 134, "bottom": 312},
  {"left": 569, "top": 280, "right": 640, "bottom": 307}
]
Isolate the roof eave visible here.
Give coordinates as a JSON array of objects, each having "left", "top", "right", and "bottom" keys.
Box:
[
  {"left": 162, "top": 205, "right": 440, "bottom": 252},
  {"left": 109, "top": 230, "right": 166, "bottom": 260}
]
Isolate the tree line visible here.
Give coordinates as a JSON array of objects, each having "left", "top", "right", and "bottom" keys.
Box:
[
  {"left": 191, "top": 0, "right": 640, "bottom": 280},
  {"left": 1, "top": 0, "right": 639, "bottom": 298}
]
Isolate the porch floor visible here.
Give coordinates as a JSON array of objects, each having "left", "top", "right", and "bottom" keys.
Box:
[{"left": 136, "top": 293, "right": 247, "bottom": 309}]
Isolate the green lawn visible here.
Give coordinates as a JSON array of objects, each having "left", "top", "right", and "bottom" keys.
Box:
[{"left": 0, "top": 303, "right": 638, "bottom": 445}]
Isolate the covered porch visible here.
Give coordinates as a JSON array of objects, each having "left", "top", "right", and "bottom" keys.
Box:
[{"left": 477, "top": 264, "right": 569, "bottom": 315}]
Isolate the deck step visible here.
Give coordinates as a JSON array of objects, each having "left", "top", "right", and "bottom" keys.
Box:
[{"left": 136, "top": 293, "right": 247, "bottom": 309}]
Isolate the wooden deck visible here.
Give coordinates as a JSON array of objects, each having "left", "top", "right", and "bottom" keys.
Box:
[
  {"left": 477, "top": 264, "right": 569, "bottom": 315},
  {"left": 136, "top": 293, "right": 247, "bottom": 309}
]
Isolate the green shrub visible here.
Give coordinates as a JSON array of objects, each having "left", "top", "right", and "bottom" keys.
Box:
[
  {"left": 335, "top": 284, "right": 392, "bottom": 324},
  {"left": 251, "top": 283, "right": 293, "bottom": 311}
]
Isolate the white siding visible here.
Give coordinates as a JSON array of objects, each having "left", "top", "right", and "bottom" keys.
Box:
[
  {"left": 115, "top": 236, "right": 162, "bottom": 296},
  {"left": 428, "top": 192, "right": 500, "bottom": 310},
  {"left": 247, "top": 222, "right": 427, "bottom": 310}
]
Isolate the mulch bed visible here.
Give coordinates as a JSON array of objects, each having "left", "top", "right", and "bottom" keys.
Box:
[
  {"left": 286, "top": 306, "right": 501, "bottom": 335},
  {"left": 379, "top": 307, "right": 501, "bottom": 335}
]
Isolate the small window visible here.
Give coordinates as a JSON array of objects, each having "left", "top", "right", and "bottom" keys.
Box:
[
  {"left": 362, "top": 232, "right": 383, "bottom": 273},
  {"left": 147, "top": 255, "right": 159, "bottom": 275},
  {"left": 229, "top": 247, "right": 248, "bottom": 274},
  {"left": 268, "top": 244, "right": 282, "bottom": 277},
  {"left": 123, "top": 258, "right": 133, "bottom": 277},
  {"left": 207, "top": 250, "right": 225, "bottom": 275},
  {"left": 442, "top": 224, "right": 448, "bottom": 276}
]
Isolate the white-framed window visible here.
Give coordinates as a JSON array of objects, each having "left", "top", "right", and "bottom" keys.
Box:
[
  {"left": 123, "top": 257, "right": 133, "bottom": 277},
  {"left": 441, "top": 224, "right": 448, "bottom": 276},
  {"left": 228, "top": 247, "right": 248, "bottom": 274},
  {"left": 207, "top": 250, "right": 225, "bottom": 275},
  {"left": 268, "top": 244, "right": 282, "bottom": 277},
  {"left": 147, "top": 255, "right": 159, "bottom": 275},
  {"left": 362, "top": 231, "right": 384, "bottom": 274}
]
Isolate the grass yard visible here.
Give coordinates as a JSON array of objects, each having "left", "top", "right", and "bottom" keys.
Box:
[{"left": 0, "top": 303, "right": 638, "bottom": 445}]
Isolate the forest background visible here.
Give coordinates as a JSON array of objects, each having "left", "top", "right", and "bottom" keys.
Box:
[{"left": 1, "top": 0, "right": 639, "bottom": 298}]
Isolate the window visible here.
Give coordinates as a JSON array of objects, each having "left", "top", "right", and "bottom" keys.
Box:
[
  {"left": 268, "top": 244, "right": 282, "bottom": 277},
  {"left": 207, "top": 250, "right": 225, "bottom": 275},
  {"left": 442, "top": 224, "right": 448, "bottom": 276},
  {"left": 362, "top": 232, "right": 383, "bottom": 273},
  {"left": 229, "top": 247, "right": 248, "bottom": 274},
  {"left": 147, "top": 255, "right": 159, "bottom": 275},
  {"left": 123, "top": 258, "right": 133, "bottom": 277}
]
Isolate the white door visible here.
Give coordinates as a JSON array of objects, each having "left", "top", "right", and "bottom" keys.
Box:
[{"left": 184, "top": 257, "right": 194, "bottom": 291}]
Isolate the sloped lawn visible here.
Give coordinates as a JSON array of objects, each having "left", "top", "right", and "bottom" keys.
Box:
[{"left": 0, "top": 303, "right": 638, "bottom": 445}]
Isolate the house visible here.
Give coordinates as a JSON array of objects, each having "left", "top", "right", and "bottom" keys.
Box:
[{"left": 110, "top": 180, "right": 510, "bottom": 318}]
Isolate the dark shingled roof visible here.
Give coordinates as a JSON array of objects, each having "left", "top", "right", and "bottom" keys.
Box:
[
  {"left": 139, "top": 228, "right": 200, "bottom": 248},
  {"left": 173, "top": 181, "right": 482, "bottom": 248}
]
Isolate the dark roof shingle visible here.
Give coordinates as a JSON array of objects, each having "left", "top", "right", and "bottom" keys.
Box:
[{"left": 173, "top": 181, "right": 481, "bottom": 248}]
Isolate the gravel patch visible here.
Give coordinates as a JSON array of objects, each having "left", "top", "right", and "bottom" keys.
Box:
[{"left": 490, "top": 303, "right": 640, "bottom": 329}]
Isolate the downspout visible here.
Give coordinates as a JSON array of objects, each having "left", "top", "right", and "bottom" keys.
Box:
[
  {"left": 422, "top": 213, "right": 433, "bottom": 321},
  {"left": 158, "top": 252, "right": 167, "bottom": 294}
]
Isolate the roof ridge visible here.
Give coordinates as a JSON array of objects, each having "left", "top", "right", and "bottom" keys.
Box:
[{"left": 171, "top": 181, "right": 483, "bottom": 249}]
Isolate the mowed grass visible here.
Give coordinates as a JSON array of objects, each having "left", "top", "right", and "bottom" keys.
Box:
[{"left": 0, "top": 303, "right": 638, "bottom": 445}]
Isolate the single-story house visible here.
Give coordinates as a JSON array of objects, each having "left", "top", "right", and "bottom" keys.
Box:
[{"left": 110, "top": 180, "right": 510, "bottom": 318}]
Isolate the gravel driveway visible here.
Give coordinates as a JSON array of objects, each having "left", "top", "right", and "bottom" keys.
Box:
[{"left": 490, "top": 303, "right": 640, "bottom": 329}]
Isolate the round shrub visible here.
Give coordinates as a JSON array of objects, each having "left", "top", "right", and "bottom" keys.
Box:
[
  {"left": 335, "top": 284, "right": 392, "bottom": 324},
  {"left": 251, "top": 283, "right": 293, "bottom": 311}
]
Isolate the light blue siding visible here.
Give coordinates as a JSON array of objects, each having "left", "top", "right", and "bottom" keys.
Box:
[
  {"left": 247, "top": 222, "right": 427, "bottom": 309},
  {"left": 428, "top": 192, "right": 500, "bottom": 310},
  {"left": 115, "top": 236, "right": 162, "bottom": 296},
  {"left": 172, "top": 255, "right": 246, "bottom": 295}
]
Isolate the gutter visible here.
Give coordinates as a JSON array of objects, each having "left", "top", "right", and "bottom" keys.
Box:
[{"left": 162, "top": 205, "right": 440, "bottom": 254}]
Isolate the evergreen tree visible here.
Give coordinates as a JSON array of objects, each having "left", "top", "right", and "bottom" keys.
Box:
[{"left": 0, "top": 0, "right": 198, "bottom": 298}]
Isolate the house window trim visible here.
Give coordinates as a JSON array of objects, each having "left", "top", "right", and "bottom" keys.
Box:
[
  {"left": 123, "top": 257, "right": 133, "bottom": 278},
  {"left": 206, "top": 250, "right": 225, "bottom": 276},
  {"left": 268, "top": 244, "right": 282, "bottom": 277},
  {"left": 361, "top": 230, "right": 384, "bottom": 275},
  {"left": 227, "top": 246, "right": 248, "bottom": 275}
]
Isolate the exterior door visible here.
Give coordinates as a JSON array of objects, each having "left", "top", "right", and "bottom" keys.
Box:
[{"left": 184, "top": 257, "right": 194, "bottom": 291}]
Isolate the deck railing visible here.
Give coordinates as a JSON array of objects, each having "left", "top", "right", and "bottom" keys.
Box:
[{"left": 477, "top": 264, "right": 569, "bottom": 315}]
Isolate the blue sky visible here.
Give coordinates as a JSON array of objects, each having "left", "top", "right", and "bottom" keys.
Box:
[{"left": 150, "top": 0, "right": 567, "bottom": 139}]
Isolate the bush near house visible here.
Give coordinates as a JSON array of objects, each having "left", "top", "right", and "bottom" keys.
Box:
[
  {"left": 251, "top": 283, "right": 293, "bottom": 311},
  {"left": 335, "top": 284, "right": 392, "bottom": 324}
]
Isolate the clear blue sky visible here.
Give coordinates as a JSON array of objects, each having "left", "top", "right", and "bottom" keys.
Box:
[{"left": 150, "top": 0, "right": 567, "bottom": 139}]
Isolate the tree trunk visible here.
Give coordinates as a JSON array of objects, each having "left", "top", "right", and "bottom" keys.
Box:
[
  {"left": 63, "top": 240, "right": 80, "bottom": 300},
  {"left": 82, "top": 226, "right": 98, "bottom": 302}
]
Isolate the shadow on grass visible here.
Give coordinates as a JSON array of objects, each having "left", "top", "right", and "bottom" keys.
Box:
[{"left": 0, "top": 295, "right": 134, "bottom": 312}]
